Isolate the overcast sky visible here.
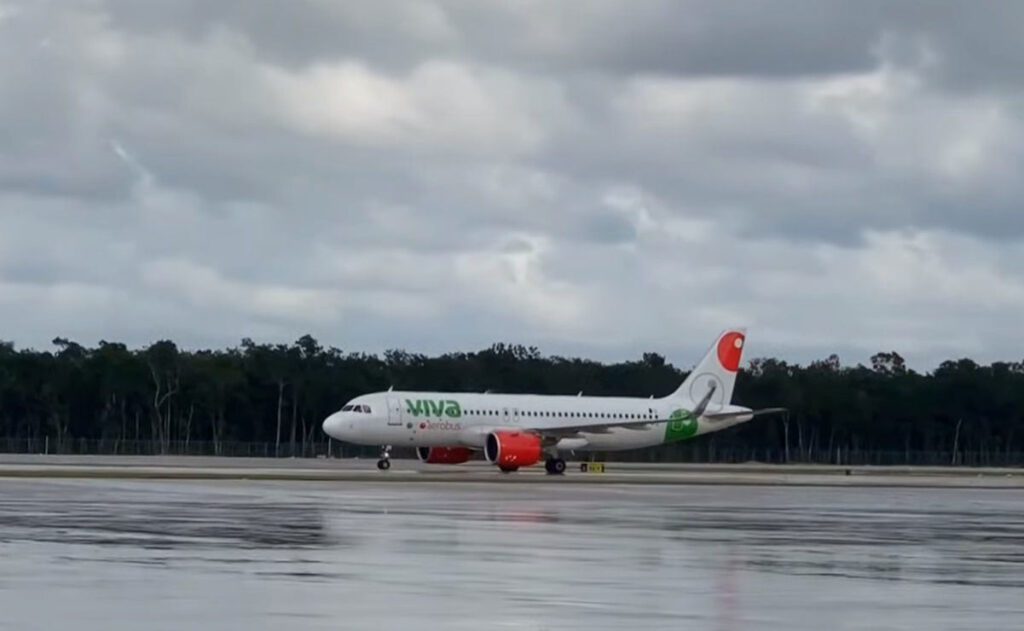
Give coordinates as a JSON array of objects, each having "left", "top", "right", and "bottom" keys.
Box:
[{"left": 2, "top": 1, "right": 1023, "bottom": 369}]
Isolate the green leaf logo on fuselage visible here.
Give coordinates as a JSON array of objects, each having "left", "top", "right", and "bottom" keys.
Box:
[{"left": 664, "top": 409, "right": 700, "bottom": 443}]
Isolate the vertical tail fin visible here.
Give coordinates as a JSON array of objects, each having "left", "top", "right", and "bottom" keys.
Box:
[{"left": 666, "top": 328, "right": 747, "bottom": 411}]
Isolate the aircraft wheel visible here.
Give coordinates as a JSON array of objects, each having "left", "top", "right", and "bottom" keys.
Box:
[
  {"left": 499, "top": 466, "right": 518, "bottom": 473},
  {"left": 545, "top": 458, "right": 567, "bottom": 475},
  {"left": 376, "top": 459, "right": 391, "bottom": 471}
]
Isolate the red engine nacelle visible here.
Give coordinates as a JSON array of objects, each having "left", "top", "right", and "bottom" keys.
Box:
[
  {"left": 416, "top": 446, "right": 474, "bottom": 465},
  {"left": 484, "top": 431, "right": 542, "bottom": 471}
]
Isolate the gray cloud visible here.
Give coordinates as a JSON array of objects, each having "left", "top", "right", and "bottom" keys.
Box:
[{"left": 2, "top": 0, "right": 1024, "bottom": 369}]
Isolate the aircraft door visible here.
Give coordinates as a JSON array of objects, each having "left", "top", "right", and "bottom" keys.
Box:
[{"left": 387, "top": 396, "right": 403, "bottom": 426}]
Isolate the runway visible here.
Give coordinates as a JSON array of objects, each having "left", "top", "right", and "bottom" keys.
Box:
[
  {"left": 1, "top": 477, "right": 1022, "bottom": 630},
  {"left": 1, "top": 454, "right": 1023, "bottom": 488}
]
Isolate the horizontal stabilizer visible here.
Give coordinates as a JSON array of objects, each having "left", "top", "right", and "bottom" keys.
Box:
[{"left": 704, "top": 407, "right": 787, "bottom": 422}]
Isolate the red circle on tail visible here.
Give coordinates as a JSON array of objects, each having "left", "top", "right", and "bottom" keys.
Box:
[{"left": 717, "top": 332, "right": 745, "bottom": 372}]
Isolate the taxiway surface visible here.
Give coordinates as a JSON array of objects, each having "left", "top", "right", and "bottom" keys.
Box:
[{"left": 0, "top": 454, "right": 1022, "bottom": 488}]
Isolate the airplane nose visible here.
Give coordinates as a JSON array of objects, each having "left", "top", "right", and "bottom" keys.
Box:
[{"left": 322, "top": 413, "right": 342, "bottom": 438}]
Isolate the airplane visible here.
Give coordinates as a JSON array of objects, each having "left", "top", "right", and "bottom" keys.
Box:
[{"left": 321, "top": 328, "right": 784, "bottom": 474}]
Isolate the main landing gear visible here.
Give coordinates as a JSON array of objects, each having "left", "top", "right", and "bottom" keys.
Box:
[
  {"left": 377, "top": 445, "right": 392, "bottom": 471},
  {"left": 544, "top": 457, "right": 567, "bottom": 476}
]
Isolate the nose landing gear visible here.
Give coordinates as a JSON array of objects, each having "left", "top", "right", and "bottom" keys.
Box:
[{"left": 377, "top": 445, "right": 392, "bottom": 471}]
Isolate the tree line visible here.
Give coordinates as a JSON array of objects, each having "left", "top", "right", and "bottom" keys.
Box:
[{"left": 0, "top": 337, "right": 1022, "bottom": 464}]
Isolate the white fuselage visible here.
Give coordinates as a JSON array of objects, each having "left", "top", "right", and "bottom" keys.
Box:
[{"left": 322, "top": 390, "right": 752, "bottom": 453}]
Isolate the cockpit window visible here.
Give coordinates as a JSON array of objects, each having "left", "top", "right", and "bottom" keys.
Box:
[{"left": 341, "top": 404, "right": 373, "bottom": 413}]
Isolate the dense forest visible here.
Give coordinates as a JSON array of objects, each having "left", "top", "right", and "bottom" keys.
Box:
[{"left": 1, "top": 336, "right": 1023, "bottom": 465}]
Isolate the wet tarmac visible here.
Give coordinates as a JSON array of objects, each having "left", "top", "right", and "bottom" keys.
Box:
[{"left": 1, "top": 479, "right": 1022, "bottom": 630}]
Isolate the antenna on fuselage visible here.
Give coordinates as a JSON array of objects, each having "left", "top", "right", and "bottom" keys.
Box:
[
  {"left": 577, "top": 391, "right": 583, "bottom": 396},
  {"left": 388, "top": 385, "right": 393, "bottom": 392}
]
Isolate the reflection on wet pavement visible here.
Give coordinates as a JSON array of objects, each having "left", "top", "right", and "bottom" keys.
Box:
[{"left": 1, "top": 480, "right": 1022, "bottom": 630}]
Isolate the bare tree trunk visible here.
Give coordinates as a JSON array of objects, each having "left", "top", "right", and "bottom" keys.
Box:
[
  {"left": 797, "top": 417, "right": 804, "bottom": 463},
  {"left": 275, "top": 381, "right": 284, "bottom": 458},
  {"left": 951, "top": 418, "right": 963, "bottom": 466},
  {"left": 164, "top": 398, "right": 173, "bottom": 453},
  {"left": 184, "top": 403, "right": 194, "bottom": 451},
  {"left": 300, "top": 415, "right": 308, "bottom": 457},
  {"left": 290, "top": 391, "right": 298, "bottom": 458},
  {"left": 782, "top": 416, "right": 790, "bottom": 463},
  {"left": 148, "top": 364, "right": 178, "bottom": 455},
  {"left": 119, "top": 396, "right": 126, "bottom": 446},
  {"left": 211, "top": 402, "right": 225, "bottom": 457}
]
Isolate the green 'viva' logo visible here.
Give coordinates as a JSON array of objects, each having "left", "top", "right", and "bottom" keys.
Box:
[
  {"left": 664, "top": 409, "right": 699, "bottom": 443},
  {"left": 405, "top": 399, "right": 462, "bottom": 418}
]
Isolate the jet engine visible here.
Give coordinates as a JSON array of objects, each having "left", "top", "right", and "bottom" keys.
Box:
[
  {"left": 416, "top": 446, "right": 474, "bottom": 465},
  {"left": 484, "top": 431, "right": 542, "bottom": 471}
]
